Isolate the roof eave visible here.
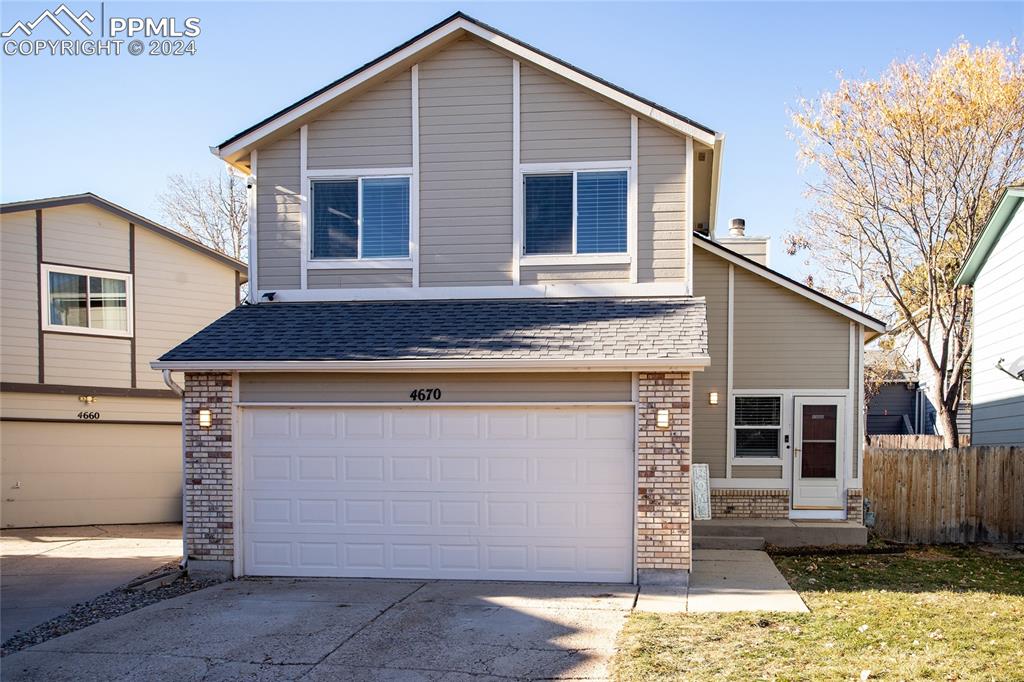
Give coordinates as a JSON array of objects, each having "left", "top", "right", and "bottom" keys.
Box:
[
  {"left": 150, "top": 357, "right": 711, "bottom": 373},
  {"left": 0, "top": 193, "right": 248, "bottom": 275},
  {"left": 693, "top": 233, "right": 888, "bottom": 333}
]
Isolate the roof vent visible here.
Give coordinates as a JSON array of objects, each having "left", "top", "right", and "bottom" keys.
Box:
[{"left": 729, "top": 218, "right": 746, "bottom": 237}]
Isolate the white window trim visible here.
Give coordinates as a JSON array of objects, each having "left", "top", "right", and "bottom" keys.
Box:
[
  {"left": 306, "top": 172, "right": 415, "bottom": 268},
  {"left": 517, "top": 165, "right": 632, "bottom": 265},
  {"left": 730, "top": 392, "right": 785, "bottom": 466},
  {"left": 40, "top": 263, "right": 134, "bottom": 338}
]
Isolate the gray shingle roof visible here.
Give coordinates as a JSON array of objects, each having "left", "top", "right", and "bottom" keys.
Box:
[{"left": 157, "top": 297, "right": 708, "bottom": 364}]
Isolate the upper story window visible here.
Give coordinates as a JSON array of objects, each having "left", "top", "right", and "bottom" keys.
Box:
[
  {"left": 311, "top": 176, "right": 410, "bottom": 260},
  {"left": 524, "top": 170, "right": 627, "bottom": 256},
  {"left": 43, "top": 264, "right": 132, "bottom": 337}
]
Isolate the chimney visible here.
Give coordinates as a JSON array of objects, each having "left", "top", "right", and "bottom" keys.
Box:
[{"left": 718, "top": 217, "right": 770, "bottom": 266}]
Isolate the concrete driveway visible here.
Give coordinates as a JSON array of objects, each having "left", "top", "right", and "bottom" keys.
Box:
[
  {"left": 1, "top": 524, "right": 182, "bottom": 642},
  {"left": 2, "top": 578, "right": 637, "bottom": 681}
]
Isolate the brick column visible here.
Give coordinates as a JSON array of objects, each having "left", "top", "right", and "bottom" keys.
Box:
[
  {"left": 183, "top": 371, "right": 234, "bottom": 578},
  {"left": 846, "top": 488, "right": 864, "bottom": 524},
  {"left": 636, "top": 372, "right": 692, "bottom": 582}
]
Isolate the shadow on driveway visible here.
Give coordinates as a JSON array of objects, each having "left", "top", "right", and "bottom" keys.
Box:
[
  {"left": 1, "top": 524, "right": 182, "bottom": 643},
  {"left": 1, "top": 578, "right": 637, "bottom": 680}
]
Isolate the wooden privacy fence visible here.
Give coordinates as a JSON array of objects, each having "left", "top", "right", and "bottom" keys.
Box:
[
  {"left": 866, "top": 434, "right": 971, "bottom": 449},
  {"left": 864, "top": 446, "right": 1024, "bottom": 544}
]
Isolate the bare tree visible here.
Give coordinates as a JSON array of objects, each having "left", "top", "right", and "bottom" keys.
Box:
[
  {"left": 789, "top": 40, "right": 1024, "bottom": 446},
  {"left": 158, "top": 171, "right": 248, "bottom": 262}
]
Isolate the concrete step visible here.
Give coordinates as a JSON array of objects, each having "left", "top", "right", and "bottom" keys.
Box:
[
  {"left": 694, "top": 519, "right": 867, "bottom": 547},
  {"left": 693, "top": 535, "right": 765, "bottom": 550}
]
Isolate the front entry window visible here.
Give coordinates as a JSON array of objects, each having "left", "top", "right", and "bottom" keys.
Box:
[{"left": 799, "top": 404, "right": 838, "bottom": 478}]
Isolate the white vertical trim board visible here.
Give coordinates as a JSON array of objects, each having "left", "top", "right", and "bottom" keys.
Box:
[
  {"left": 684, "top": 135, "right": 694, "bottom": 295},
  {"left": 511, "top": 59, "right": 521, "bottom": 286},
  {"left": 299, "top": 125, "right": 309, "bottom": 290},
  {"left": 854, "top": 324, "right": 865, "bottom": 486},
  {"left": 247, "top": 149, "right": 258, "bottom": 303},
  {"left": 629, "top": 115, "right": 639, "bottom": 283},
  {"left": 231, "top": 371, "right": 242, "bottom": 577},
  {"left": 411, "top": 65, "right": 421, "bottom": 288},
  {"left": 725, "top": 263, "right": 734, "bottom": 479},
  {"left": 630, "top": 371, "right": 639, "bottom": 585}
]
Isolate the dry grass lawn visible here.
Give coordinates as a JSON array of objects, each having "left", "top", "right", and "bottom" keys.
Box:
[{"left": 613, "top": 546, "right": 1024, "bottom": 681}]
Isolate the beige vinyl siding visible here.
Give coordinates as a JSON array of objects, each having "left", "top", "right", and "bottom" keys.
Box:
[
  {"left": 419, "top": 38, "right": 513, "bottom": 287},
  {"left": 519, "top": 264, "right": 629, "bottom": 285},
  {"left": 1, "top": 211, "right": 39, "bottom": 382},
  {"left": 256, "top": 132, "right": 302, "bottom": 290},
  {"left": 41, "top": 204, "right": 130, "bottom": 272},
  {"left": 691, "top": 248, "right": 729, "bottom": 477},
  {"left": 637, "top": 121, "right": 686, "bottom": 282},
  {"left": 1, "top": 422, "right": 181, "bottom": 528},
  {"left": 733, "top": 266, "right": 850, "bottom": 389},
  {"left": 308, "top": 71, "right": 412, "bottom": 169},
  {"left": 732, "top": 466, "right": 784, "bottom": 479},
  {"left": 307, "top": 269, "right": 413, "bottom": 289},
  {"left": 133, "top": 227, "right": 238, "bottom": 390},
  {"left": 240, "top": 372, "right": 631, "bottom": 403},
  {"left": 520, "top": 64, "right": 630, "bottom": 163},
  {"left": 0, "top": 391, "right": 179, "bottom": 421},
  {"left": 43, "top": 334, "right": 132, "bottom": 387}
]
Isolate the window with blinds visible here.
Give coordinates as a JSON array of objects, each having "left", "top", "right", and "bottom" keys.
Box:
[
  {"left": 311, "top": 177, "right": 410, "bottom": 260},
  {"left": 734, "top": 396, "right": 782, "bottom": 459},
  {"left": 523, "top": 170, "right": 627, "bottom": 256}
]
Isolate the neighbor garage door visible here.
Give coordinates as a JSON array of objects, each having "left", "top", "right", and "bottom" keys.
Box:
[{"left": 241, "top": 406, "right": 634, "bottom": 582}]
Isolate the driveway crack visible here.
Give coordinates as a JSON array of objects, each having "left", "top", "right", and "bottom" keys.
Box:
[{"left": 298, "top": 581, "right": 429, "bottom": 679}]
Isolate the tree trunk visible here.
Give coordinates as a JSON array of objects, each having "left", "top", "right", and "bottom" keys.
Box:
[{"left": 933, "top": 386, "right": 959, "bottom": 447}]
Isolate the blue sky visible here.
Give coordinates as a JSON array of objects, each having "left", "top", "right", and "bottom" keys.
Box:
[{"left": 2, "top": 1, "right": 1020, "bottom": 279}]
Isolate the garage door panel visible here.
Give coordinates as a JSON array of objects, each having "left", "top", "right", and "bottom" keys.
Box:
[
  {"left": 242, "top": 406, "right": 633, "bottom": 582},
  {"left": 245, "top": 532, "right": 632, "bottom": 581},
  {"left": 247, "top": 491, "right": 632, "bottom": 538}
]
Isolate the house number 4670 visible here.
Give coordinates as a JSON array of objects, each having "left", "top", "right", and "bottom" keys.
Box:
[{"left": 409, "top": 388, "right": 442, "bottom": 401}]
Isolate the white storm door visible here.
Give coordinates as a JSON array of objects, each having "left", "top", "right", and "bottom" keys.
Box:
[
  {"left": 792, "top": 397, "right": 845, "bottom": 509},
  {"left": 241, "top": 406, "right": 634, "bottom": 582}
]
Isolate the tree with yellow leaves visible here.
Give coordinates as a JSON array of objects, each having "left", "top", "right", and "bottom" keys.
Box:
[{"left": 789, "top": 40, "right": 1024, "bottom": 446}]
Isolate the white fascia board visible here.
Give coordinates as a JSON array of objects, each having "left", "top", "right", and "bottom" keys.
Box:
[
  {"left": 255, "top": 281, "right": 692, "bottom": 302},
  {"left": 151, "top": 357, "right": 711, "bottom": 373},
  {"left": 694, "top": 238, "right": 887, "bottom": 333},
  {"left": 213, "top": 17, "right": 715, "bottom": 161}
]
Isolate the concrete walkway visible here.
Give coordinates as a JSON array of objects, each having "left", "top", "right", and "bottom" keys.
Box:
[
  {"left": 1, "top": 524, "right": 182, "bottom": 642},
  {"left": 636, "top": 549, "right": 808, "bottom": 613}
]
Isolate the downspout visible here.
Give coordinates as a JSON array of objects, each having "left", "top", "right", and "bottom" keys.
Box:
[{"left": 163, "top": 369, "right": 188, "bottom": 570}]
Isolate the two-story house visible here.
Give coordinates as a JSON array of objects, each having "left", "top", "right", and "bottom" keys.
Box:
[
  {"left": 153, "top": 13, "right": 887, "bottom": 582},
  {"left": 0, "top": 194, "right": 246, "bottom": 528}
]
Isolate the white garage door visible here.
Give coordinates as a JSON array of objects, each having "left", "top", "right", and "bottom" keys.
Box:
[{"left": 241, "top": 406, "right": 634, "bottom": 582}]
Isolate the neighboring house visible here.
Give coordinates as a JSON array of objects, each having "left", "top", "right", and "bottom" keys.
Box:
[
  {"left": 866, "top": 319, "right": 972, "bottom": 439},
  {"left": 0, "top": 194, "right": 247, "bottom": 528},
  {"left": 955, "top": 185, "right": 1024, "bottom": 446},
  {"left": 152, "top": 13, "right": 886, "bottom": 582},
  {"left": 864, "top": 351, "right": 921, "bottom": 435}
]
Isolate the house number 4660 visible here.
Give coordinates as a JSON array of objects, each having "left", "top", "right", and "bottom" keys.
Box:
[{"left": 409, "top": 388, "right": 442, "bottom": 401}]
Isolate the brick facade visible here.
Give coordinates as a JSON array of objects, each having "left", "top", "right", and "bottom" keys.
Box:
[
  {"left": 636, "top": 372, "right": 692, "bottom": 573},
  {"left": 710, "top": 488, "right": 789, "bottom": 519},
  {"left": 846, "top": 488, "right": 864, "bottom": 524},
  {"left": 183, "top": 372, "right": 234, "bottom": 570}
]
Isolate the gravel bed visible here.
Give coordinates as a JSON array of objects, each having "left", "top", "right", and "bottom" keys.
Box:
[{"left": 0, "top": 562, "right": 224, "bottom": 657}]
